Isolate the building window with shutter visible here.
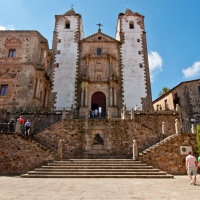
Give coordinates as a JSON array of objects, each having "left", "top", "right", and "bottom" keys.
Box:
[
  {"left": 8, "top": 49, "right": 16, "bottom": 58},
  {"left": 0, "top": 85, "right": 8, "bottom": 96}
]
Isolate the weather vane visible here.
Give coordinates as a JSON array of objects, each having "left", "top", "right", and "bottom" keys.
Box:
[
  {"left": 96, "top": 23, "right": 103, "bottom": 31},
  {"left": 126, "top": 5, "right": 129, "bottom": 9},
  {"left": 71, "top": 4, "right": 74, "bottom": 9}
]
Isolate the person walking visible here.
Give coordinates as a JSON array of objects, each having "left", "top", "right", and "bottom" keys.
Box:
[
  {"left": 19, "top": 116, "right": 25, "bottom": 135},
  {"left": 25, "top": 119, "right": 31, "bottom": 137},
  {"left": 186, "top": 151, "right": 198, "bottom": 185}
]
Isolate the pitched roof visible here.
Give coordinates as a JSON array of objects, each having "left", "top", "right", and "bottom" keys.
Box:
[
  {"left": 63, "top": 8, "right": 76, "bottom": 16},
  {"left": 81, "top": 31, "right": 120, "bottom": 43}
]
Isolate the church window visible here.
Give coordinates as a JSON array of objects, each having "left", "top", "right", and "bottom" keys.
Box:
[
  {"left": 198, "top": 86, "right": 200, "bottom": 94},
  {"left": 129, "top": 21, "right": 134, "bottom": 29},
  {"left": 139, "top": 63, "right": 143, "bottom": 68},
  {"left": 138, "top": 51, "right": 141, "bottom": 55},
  {"left": 8, "top": 49, "right": 16, "bottom": 58},
  {"left": 0, "top": 84, "right": 8, "bottom": 96},
  {"left": 137, "top": 39, "right": 140, "bottom": 42},
  {"left": 97, "top": 48, "right": 102, "bottom": 56},
  {"left": 65, "top": 19, "right": 70, "bottom": 29},
  {"left": 58, "top": 39, "right": 61, "bottom": 43}
]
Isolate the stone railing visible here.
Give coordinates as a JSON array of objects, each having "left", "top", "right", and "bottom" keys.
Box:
[{"left": 0, "top": 123, "right": 16, "bottom": 133}]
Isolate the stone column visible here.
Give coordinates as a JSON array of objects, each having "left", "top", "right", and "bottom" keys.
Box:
[
  {"left": 85, "top": 108, "right": 89, "bottom": 119},
  {"left": 130, "top": 108, "right": 135, "bottom": 121},
  {"left": 175, "top": 119, "right": 179, "bottom": 134},
  {"left": 109, "top": 88, "right": 113, "bottom": 107},
  {"left": 62, "top": 108, "right": 66, "bottom": 120},
  {"left": 58, "top": 139, "right": 63, "bottom": 159},
  {"left": 107, "top": 108, "right": 111, "bottom": 119},
  {"left": 114, "top": 88, "right": 117, "bottom": 106},
  {"left": 162, "top": 122, "right": 165, "bottom": 135},
  {"left": 85, "top": 88, "right": 88, "bottom": 107},
  {"left": 132, "top": 140, "right": 138, "bottom": 160},
  {"left": 191, "top": 124, "right": 195, "bottom": 134},
  {"left": 15, "top": 118, "right": 21, "bottom": 134},
  {"left": 81, "top": 89, "right": 84, "bottom": 106}
]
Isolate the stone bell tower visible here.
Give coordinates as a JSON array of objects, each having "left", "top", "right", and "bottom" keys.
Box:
[
  {"left": 50, "top": 8, "right": 84, "bottom": 109},
  {"left": 116, "top": 8, "right": 153, "bottom": 111}
]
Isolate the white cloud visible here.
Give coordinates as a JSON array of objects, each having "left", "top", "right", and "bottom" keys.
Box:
[
  {"left": 0, "top": 26, "right": 6, "bottom": 30},
  {"left": 148, "top": 51, "right": 163, "bottom": 82},
  {"left": 182, "top": 61, "right": 200, "bottom": 79},
  {"left": 0, "top": 24, "right": 15, "bottom": 30}
]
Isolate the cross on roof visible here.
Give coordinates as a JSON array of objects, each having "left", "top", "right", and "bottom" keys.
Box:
[
  {"left": 96, "top": 23, "right": 103, "bottom": 30},
  {"left": 71, "top": 4, "right": 74, "bottom": 8}
]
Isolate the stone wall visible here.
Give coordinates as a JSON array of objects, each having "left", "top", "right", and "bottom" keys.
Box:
[
  {"left": 34, "top": 114, "right": 180, "bottom": 159},
  {"left": 0, "top": 133, "right": 55, "bottom": 175},
  {"left": 138, "top": 133, "right": 197, "bottom": 175}
]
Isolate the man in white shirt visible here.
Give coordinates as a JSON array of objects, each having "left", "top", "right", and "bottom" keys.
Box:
[{"left": 186, "top": 151, "right": 198, "bottom": 185}]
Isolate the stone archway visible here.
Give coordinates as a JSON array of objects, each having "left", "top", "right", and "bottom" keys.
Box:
[{"left": 91, "top": 92, "right": 106, "bottom": 117}]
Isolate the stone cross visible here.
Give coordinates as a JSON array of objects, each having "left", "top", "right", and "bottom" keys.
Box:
[
  {"left": 96, "top": 23, "right": 103, "bottom": 31},
  {"left": 132, "top": 140, "right": 138, "bottom": 160}
]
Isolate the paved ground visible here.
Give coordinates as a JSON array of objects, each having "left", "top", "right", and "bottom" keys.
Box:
[{"left": 0, "top": 175, "right": 199, "bottom": 200}]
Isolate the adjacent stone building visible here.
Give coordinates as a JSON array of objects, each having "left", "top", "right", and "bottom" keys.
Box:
[
  {"left": 0, "top": 31, "right": 51, "bottom": 112},
  {"left": 50, "top": 8, "right": 153, "bottom": 117},
  {"left": 153, "top": 79, "right": 200, "bottom": 132}
]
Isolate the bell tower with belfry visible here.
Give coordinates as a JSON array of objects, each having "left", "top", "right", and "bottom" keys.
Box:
[
  {"left": 49, "top": 7, "right": 84, "bottom": 109},
  {"left": 116, "top": 8, "right": 153, "bottom": 111}
]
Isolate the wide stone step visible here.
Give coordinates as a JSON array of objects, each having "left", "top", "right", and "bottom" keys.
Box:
[
  {"left": 34, "top": 168, "right": 159, "bottom": 172},
  {"left": 27, "top": 171, "right": 166, "bottom": 175},
  {"left": 41, "top": 165, "right": 153, "bottom": 169},
  {"left": 48, "top": 162, "right": 147, "bottom": 166},
  {"left": 20, "top": 159, "right": 174, "bottom": 178},
  {"left": 21, "top": 174, "right": 174, "bottom": 178}
]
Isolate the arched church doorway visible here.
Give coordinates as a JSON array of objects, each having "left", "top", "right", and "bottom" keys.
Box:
[{"left": 91, "top": 92, "right": 106, "bottom": 117}]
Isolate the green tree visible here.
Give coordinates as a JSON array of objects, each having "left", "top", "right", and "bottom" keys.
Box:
[
  {"left": 196, "top": 124, "right": 200, "bottom": 155},
  {"left": 159, "top": 87, "right": 170, "bottom": 97}
]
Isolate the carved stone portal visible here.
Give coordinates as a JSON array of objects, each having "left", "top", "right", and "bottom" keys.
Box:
[{"left": 93, "top": 133, "right": 104, "bottom": 145}]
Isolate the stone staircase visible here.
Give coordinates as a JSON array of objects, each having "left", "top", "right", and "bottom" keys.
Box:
[
  {"left": 139, "top": 134, "right": 179, "bottom": 157},
  {"left": 21, "top": 159, "right": 174, "bottom": 178}
]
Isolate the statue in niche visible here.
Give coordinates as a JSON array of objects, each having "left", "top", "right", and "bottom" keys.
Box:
[
  {"left": 97, "top": 75, "right": 101, "bottom": 81},
  {"left": 93, "top": 133, "right": 104, "bottom": 145}
]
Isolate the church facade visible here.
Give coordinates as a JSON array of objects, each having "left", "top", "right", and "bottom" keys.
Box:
[
  {"left": 49, "top": 8, "right": 152, "bottom": 117},
  {"left": 0, "top": 8, "right": 152, "bottom": 117}
]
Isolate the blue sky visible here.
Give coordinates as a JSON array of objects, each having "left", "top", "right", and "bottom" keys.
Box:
[{"left": 0, "top": 0, "right": 200, "bottom": 100}]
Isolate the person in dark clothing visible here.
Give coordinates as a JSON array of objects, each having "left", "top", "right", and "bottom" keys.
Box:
[{"left": 8, "top": 119, "right": 15, "bottom": 133}]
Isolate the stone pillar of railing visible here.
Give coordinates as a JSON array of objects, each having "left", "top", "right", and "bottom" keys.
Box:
[
  {"left": 58, "top": 139, "right": 63, "bottom": 159},
  {"left": 191, "top": 124, "right": 195, "bottom": 134},
  {"left": 85, "top": 108, "right": 89, "bottom": 119},
  {"left": 175, "top": 104, "right": 181, "bottom": 114},
  {"left": 132, "top": 140, "right": 138, "bottom": 160},
  {"left": 175, "top": 119, "right": 179, "bottom": 134},
  {"left": 107, "top": 108, "right": 111, "bottom": 119},
  {"left": 15, "top": 118, "right": 21, "bottom": 134},
  {"left": 62, "top": 108, "right": 66, "bottom": 120},
  {"left": 30, "top": 122, "right": 34, "bottom": 136},
  {"left": 130, "top": 108, "right": 135, "bottom": 121},
  {"left": 121, "top": 105, "right": 126, "bottom": 120},
  {"left": 162, "top": 122, "right": 165, "bottom": 135}
]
